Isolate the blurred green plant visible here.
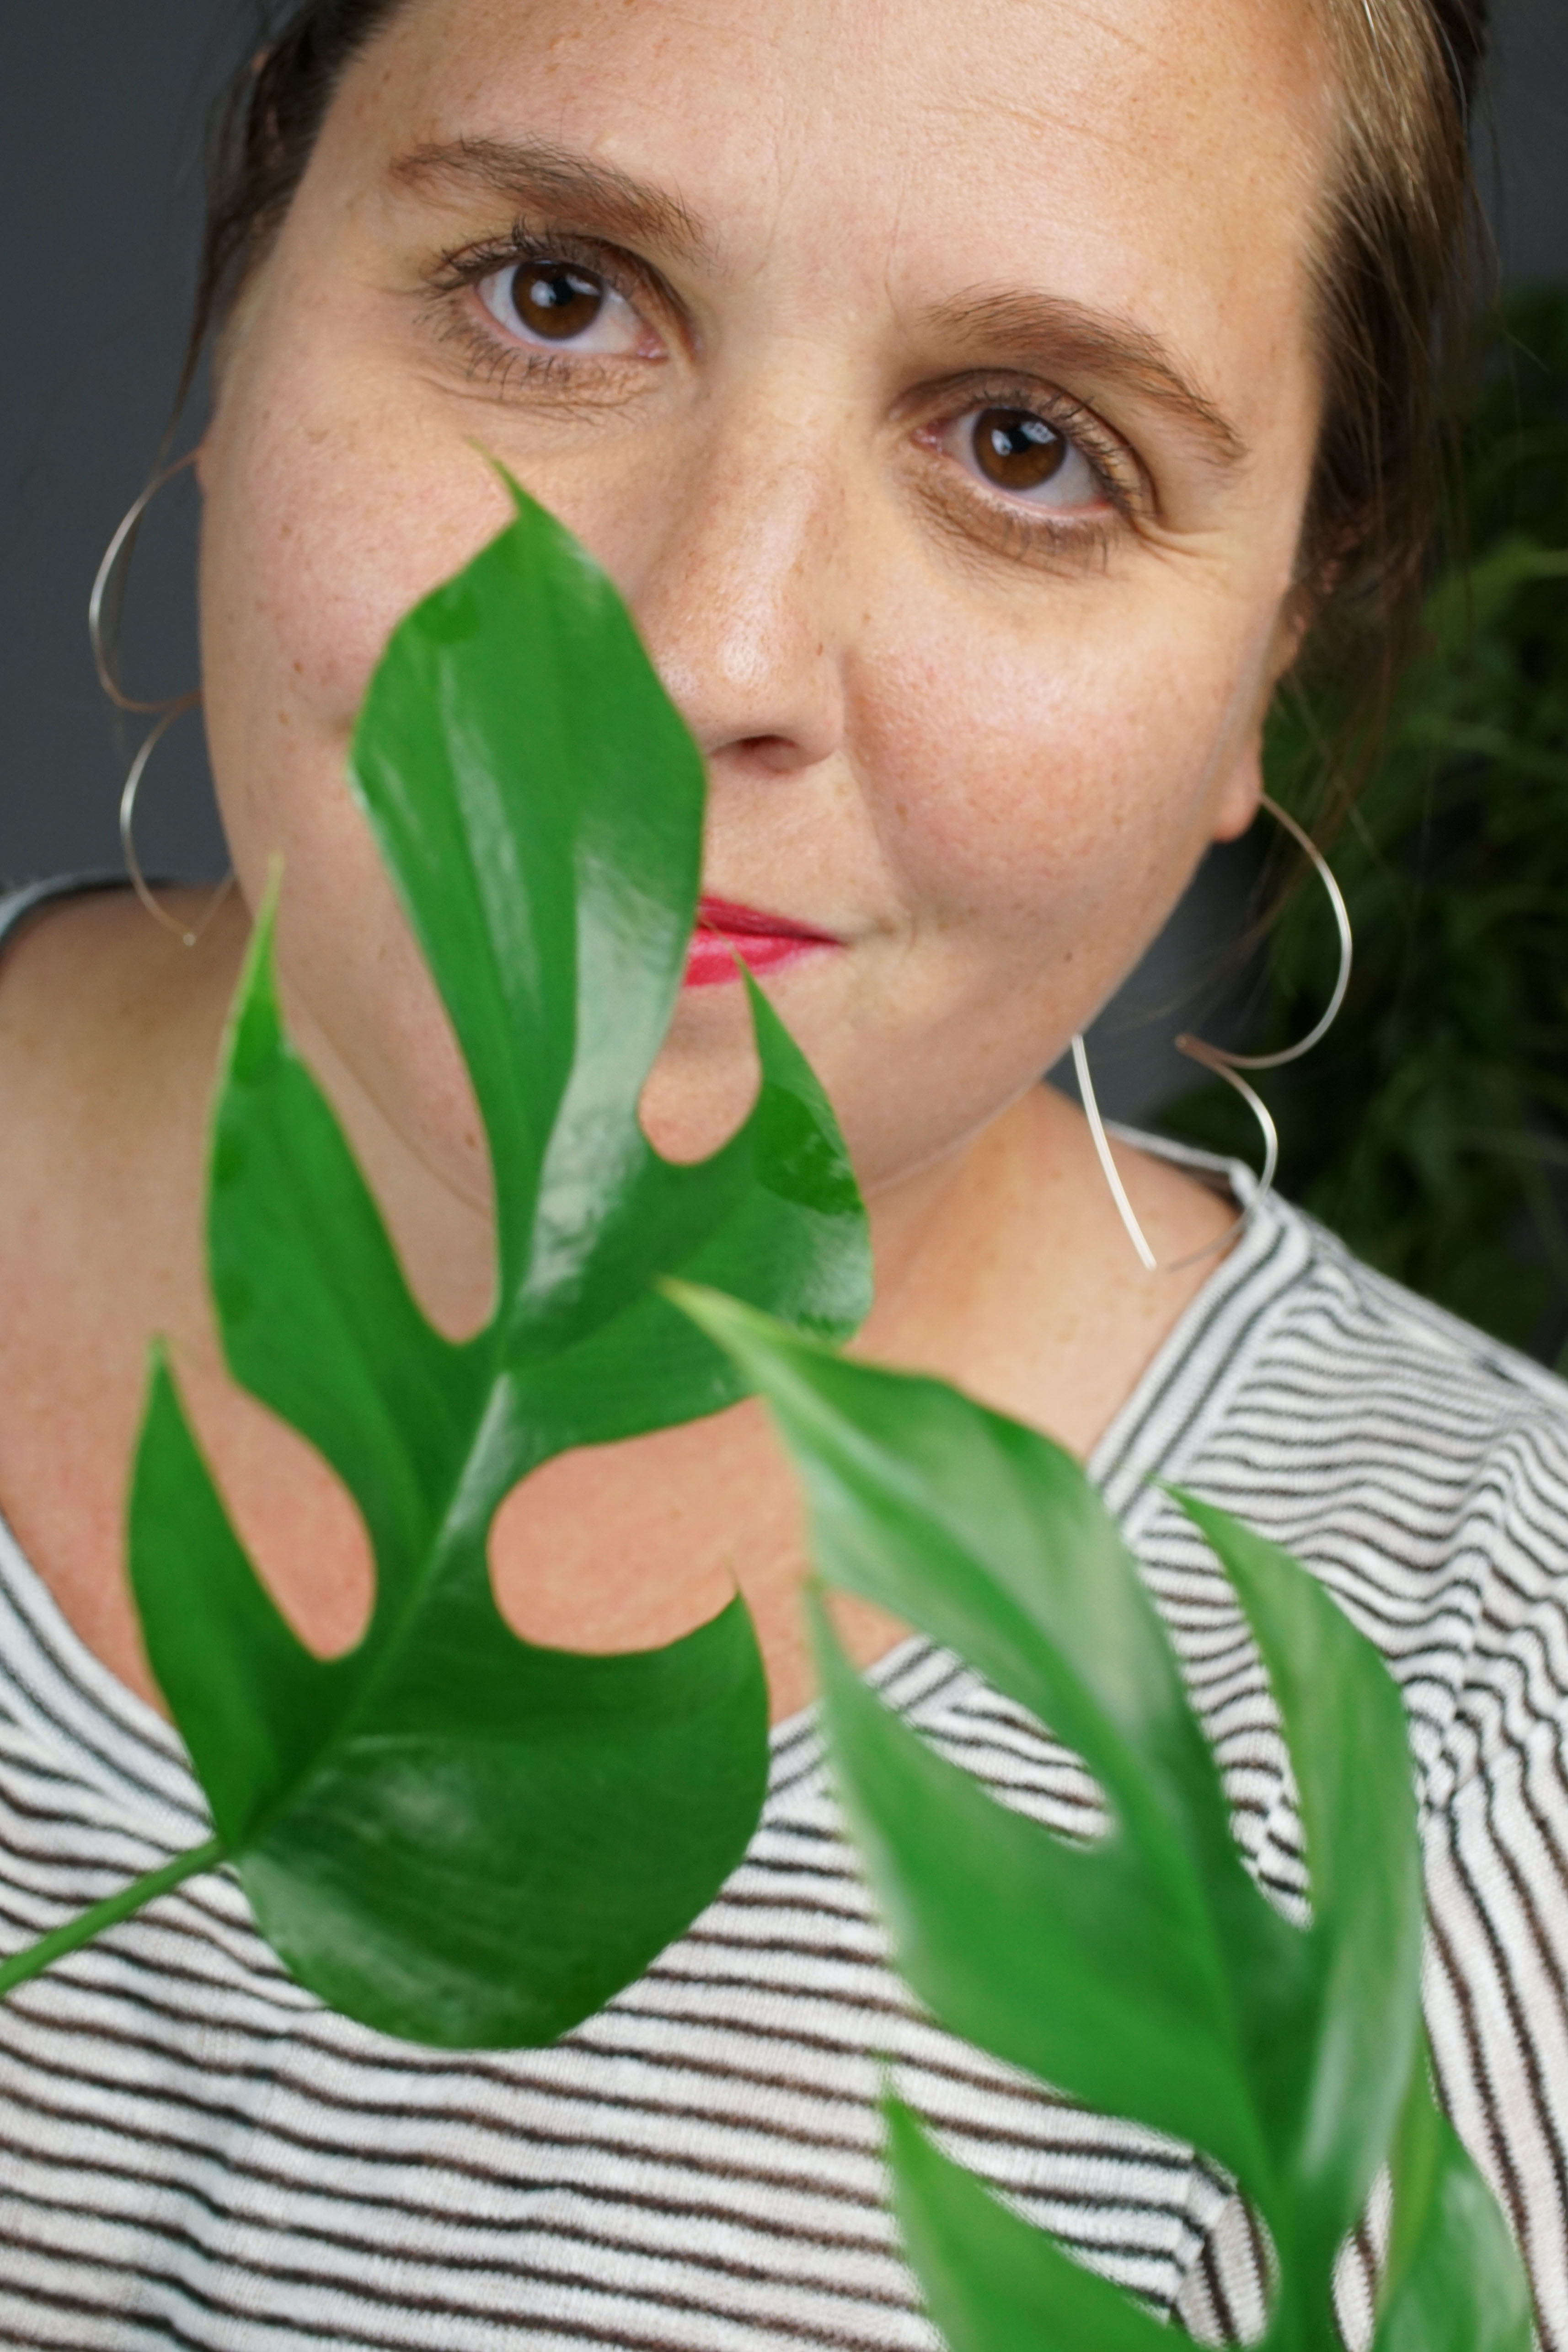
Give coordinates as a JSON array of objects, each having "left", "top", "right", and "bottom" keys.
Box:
[
  {"left": 1163, "top": 287, "right": 1568, "bottom": 1364},
  {"left": 680, "top": 1284, "right": 1533, "bottom": 2351}
]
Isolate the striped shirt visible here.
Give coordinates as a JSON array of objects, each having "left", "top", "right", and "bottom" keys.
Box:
[{"left": 1, "top": 880, "right": 1566, "bottom": 2349}]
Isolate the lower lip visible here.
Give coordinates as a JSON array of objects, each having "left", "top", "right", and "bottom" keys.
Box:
[
  {"left": 686, "top": 927, "right": 832, "bottom": 983},
  {"left": 684, "top": 928, "right": 835, "bottom": 988}
]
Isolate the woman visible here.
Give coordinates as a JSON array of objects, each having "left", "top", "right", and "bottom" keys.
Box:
[{"left": 0, "top": 0, "right": 1562, "bottom": 2342}]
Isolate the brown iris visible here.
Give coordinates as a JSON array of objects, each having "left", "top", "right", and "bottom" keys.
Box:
[
  {"left": 971, "top": 408, "right": 1067, "bottom": 493},
  {"left": 508, "top": 263, "right": 606, "bottom": 342}
]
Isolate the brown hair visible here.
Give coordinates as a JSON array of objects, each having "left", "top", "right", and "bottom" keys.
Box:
[
  {"left": 185, "top": 0, "right": 1490, "bottom": 734},
  {"left": 186, "top": 0, "right": 410, "bottom": 399},
  {"left": 1299, "top": 0, "right": 1490, "bottom": 723}
]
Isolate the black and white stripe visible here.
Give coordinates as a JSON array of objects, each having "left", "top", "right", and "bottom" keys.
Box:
[{"left": 1, "top": 883, "right": 1565, "bottom": 2348}]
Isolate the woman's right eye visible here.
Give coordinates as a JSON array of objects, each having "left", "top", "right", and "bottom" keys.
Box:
[{"left": 476, "top": 260, "right": 645, "bottom": 354}]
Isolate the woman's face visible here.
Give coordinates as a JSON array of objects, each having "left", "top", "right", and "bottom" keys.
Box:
[{"left": 199, "top": 0, "right": 1330, "bottom": 1212}]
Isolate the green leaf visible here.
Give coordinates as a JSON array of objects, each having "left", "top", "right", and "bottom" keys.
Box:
[
  {"left": 112, "top": 475, "right": 870, "bottom": 2047},
  {"left": 1372, "top": 2044, "right": 1535, "bottom": 2352},
  {"left": 883, "top": 2099, "right": 1170, "bottom": 2352},
  {"left": 1169, "top": 1493, "right": 1424, "bottom": 2275},
  {"left": 672, "top": 1286, "right": 1529, "bottom": 2348},
  {"left": 804, "top": 1585, "right": 1281, "bottom": 2196}
]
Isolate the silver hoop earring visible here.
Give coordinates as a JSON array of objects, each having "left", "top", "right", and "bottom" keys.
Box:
[
  {"left": 118, "top": 695, "right": 235, "bottom": 949},
  {"left": 90, "top": 450, "right": 199, "bottom": 713},
  {"left": 90, "top": 450, "right": 234, "bottom": 945},
  {"left": 1072, "top": 792, "right": 1353, "bottom": 1275}
]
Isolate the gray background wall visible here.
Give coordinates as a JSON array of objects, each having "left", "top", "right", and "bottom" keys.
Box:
[{"left": 1, "top": 2, "right": 1564, "bottom": 1121}]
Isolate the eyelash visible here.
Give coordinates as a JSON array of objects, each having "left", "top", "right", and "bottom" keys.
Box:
[
  {"left": 921, "top": 381, "right": 1142, "bottom": 538},
  {"left": 428, "top": 228, "right": 662, "bottom": 391},
  {"left": 427, "top": 233, "right": 1144, "bottom": 549}
]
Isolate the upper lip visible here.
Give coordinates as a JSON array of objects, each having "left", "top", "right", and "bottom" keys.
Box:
[{"left": 696, "top": 895, "right": 839, "bottom": 942}]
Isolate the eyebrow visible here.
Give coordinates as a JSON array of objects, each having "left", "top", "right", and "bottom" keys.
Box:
[
  {"left": 392, "top": 142, "right": 1246, "bottom": 473},
  {"left": 390, "top": 136, "right": 713, "bottom": 269},
  {"left": 927, "top": 291, "right": 1248, "bottom": 473}
]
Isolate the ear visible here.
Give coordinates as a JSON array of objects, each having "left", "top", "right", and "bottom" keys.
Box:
[
  {"left": 1209, "top": 580, "right": 1314, "bottom": 843},
  {"left": 1209, "top": 740, "right": 1264, "bottom": 844}
]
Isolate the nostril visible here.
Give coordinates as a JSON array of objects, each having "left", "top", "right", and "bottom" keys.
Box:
[{"left": 728, "top": 733, "right": 820, "bottom": 773}]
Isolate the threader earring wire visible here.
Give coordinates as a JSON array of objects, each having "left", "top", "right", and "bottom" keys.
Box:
[
  {"left": 1071, "top": 791, "right": 1353, "bottom": 1275},
  {"left": 89, "top": 449, "right": 235, "bottom": 949}
]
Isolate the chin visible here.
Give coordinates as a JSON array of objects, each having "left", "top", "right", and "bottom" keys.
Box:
[{"left": 637, "top": 1016, "right": 769, "bottom": 1165}]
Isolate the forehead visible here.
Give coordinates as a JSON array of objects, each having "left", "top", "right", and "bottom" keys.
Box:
[{"left": 343, "top": 0, "right": 1331, "bottom": 381}]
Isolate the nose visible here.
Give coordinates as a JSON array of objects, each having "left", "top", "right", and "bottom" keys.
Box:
[{"left": 624, "top": 383, "right": 851, "bottom": 778}]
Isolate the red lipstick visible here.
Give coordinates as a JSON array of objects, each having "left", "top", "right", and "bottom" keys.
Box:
[{"left": 685, "top": 896, "right": 839, "bottom": 988}]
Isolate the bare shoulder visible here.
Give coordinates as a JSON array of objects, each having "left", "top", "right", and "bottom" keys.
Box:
[
  {"left": 0, "top": 882, "right": 247, "bottom": 1339},
  {"left": 0, "top": 887, "right": 219, "bottom": 1089},
  {"left": 0, "top": 889, "right": 246, "bottom": 1703},
  {"left": 0, "top": 888, "right": 250, "bottom": 1205}
]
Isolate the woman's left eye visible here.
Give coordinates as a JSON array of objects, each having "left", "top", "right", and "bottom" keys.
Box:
[
  {"left": 945, "top": 405, "right": 1106, "bottom": 509},
  {"left": 476, "top": 260, "right": 645, "bottom": 354}
]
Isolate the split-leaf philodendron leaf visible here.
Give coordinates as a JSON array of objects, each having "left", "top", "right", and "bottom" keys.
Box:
[
  {"left": 0, "top": 475, "right": 870, "bottom": 2046},
  {"left": 672, "top": 1286, "right": 1532, "bottom": 2351}
]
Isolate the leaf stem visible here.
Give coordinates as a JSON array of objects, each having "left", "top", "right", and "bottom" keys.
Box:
[{"left": 0, "top": 1837, "right": 226, "bottom": 1999}]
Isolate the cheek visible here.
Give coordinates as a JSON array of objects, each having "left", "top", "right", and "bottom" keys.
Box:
[
  {"left": 855, "top": 577, "right": 1263, "bottom": 989},
  {"left": 201, "top": 348, "right": 502, "bottom": 825},
  {"left": 196, "top": 321, "right": 514, "bottom": 1185}
]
